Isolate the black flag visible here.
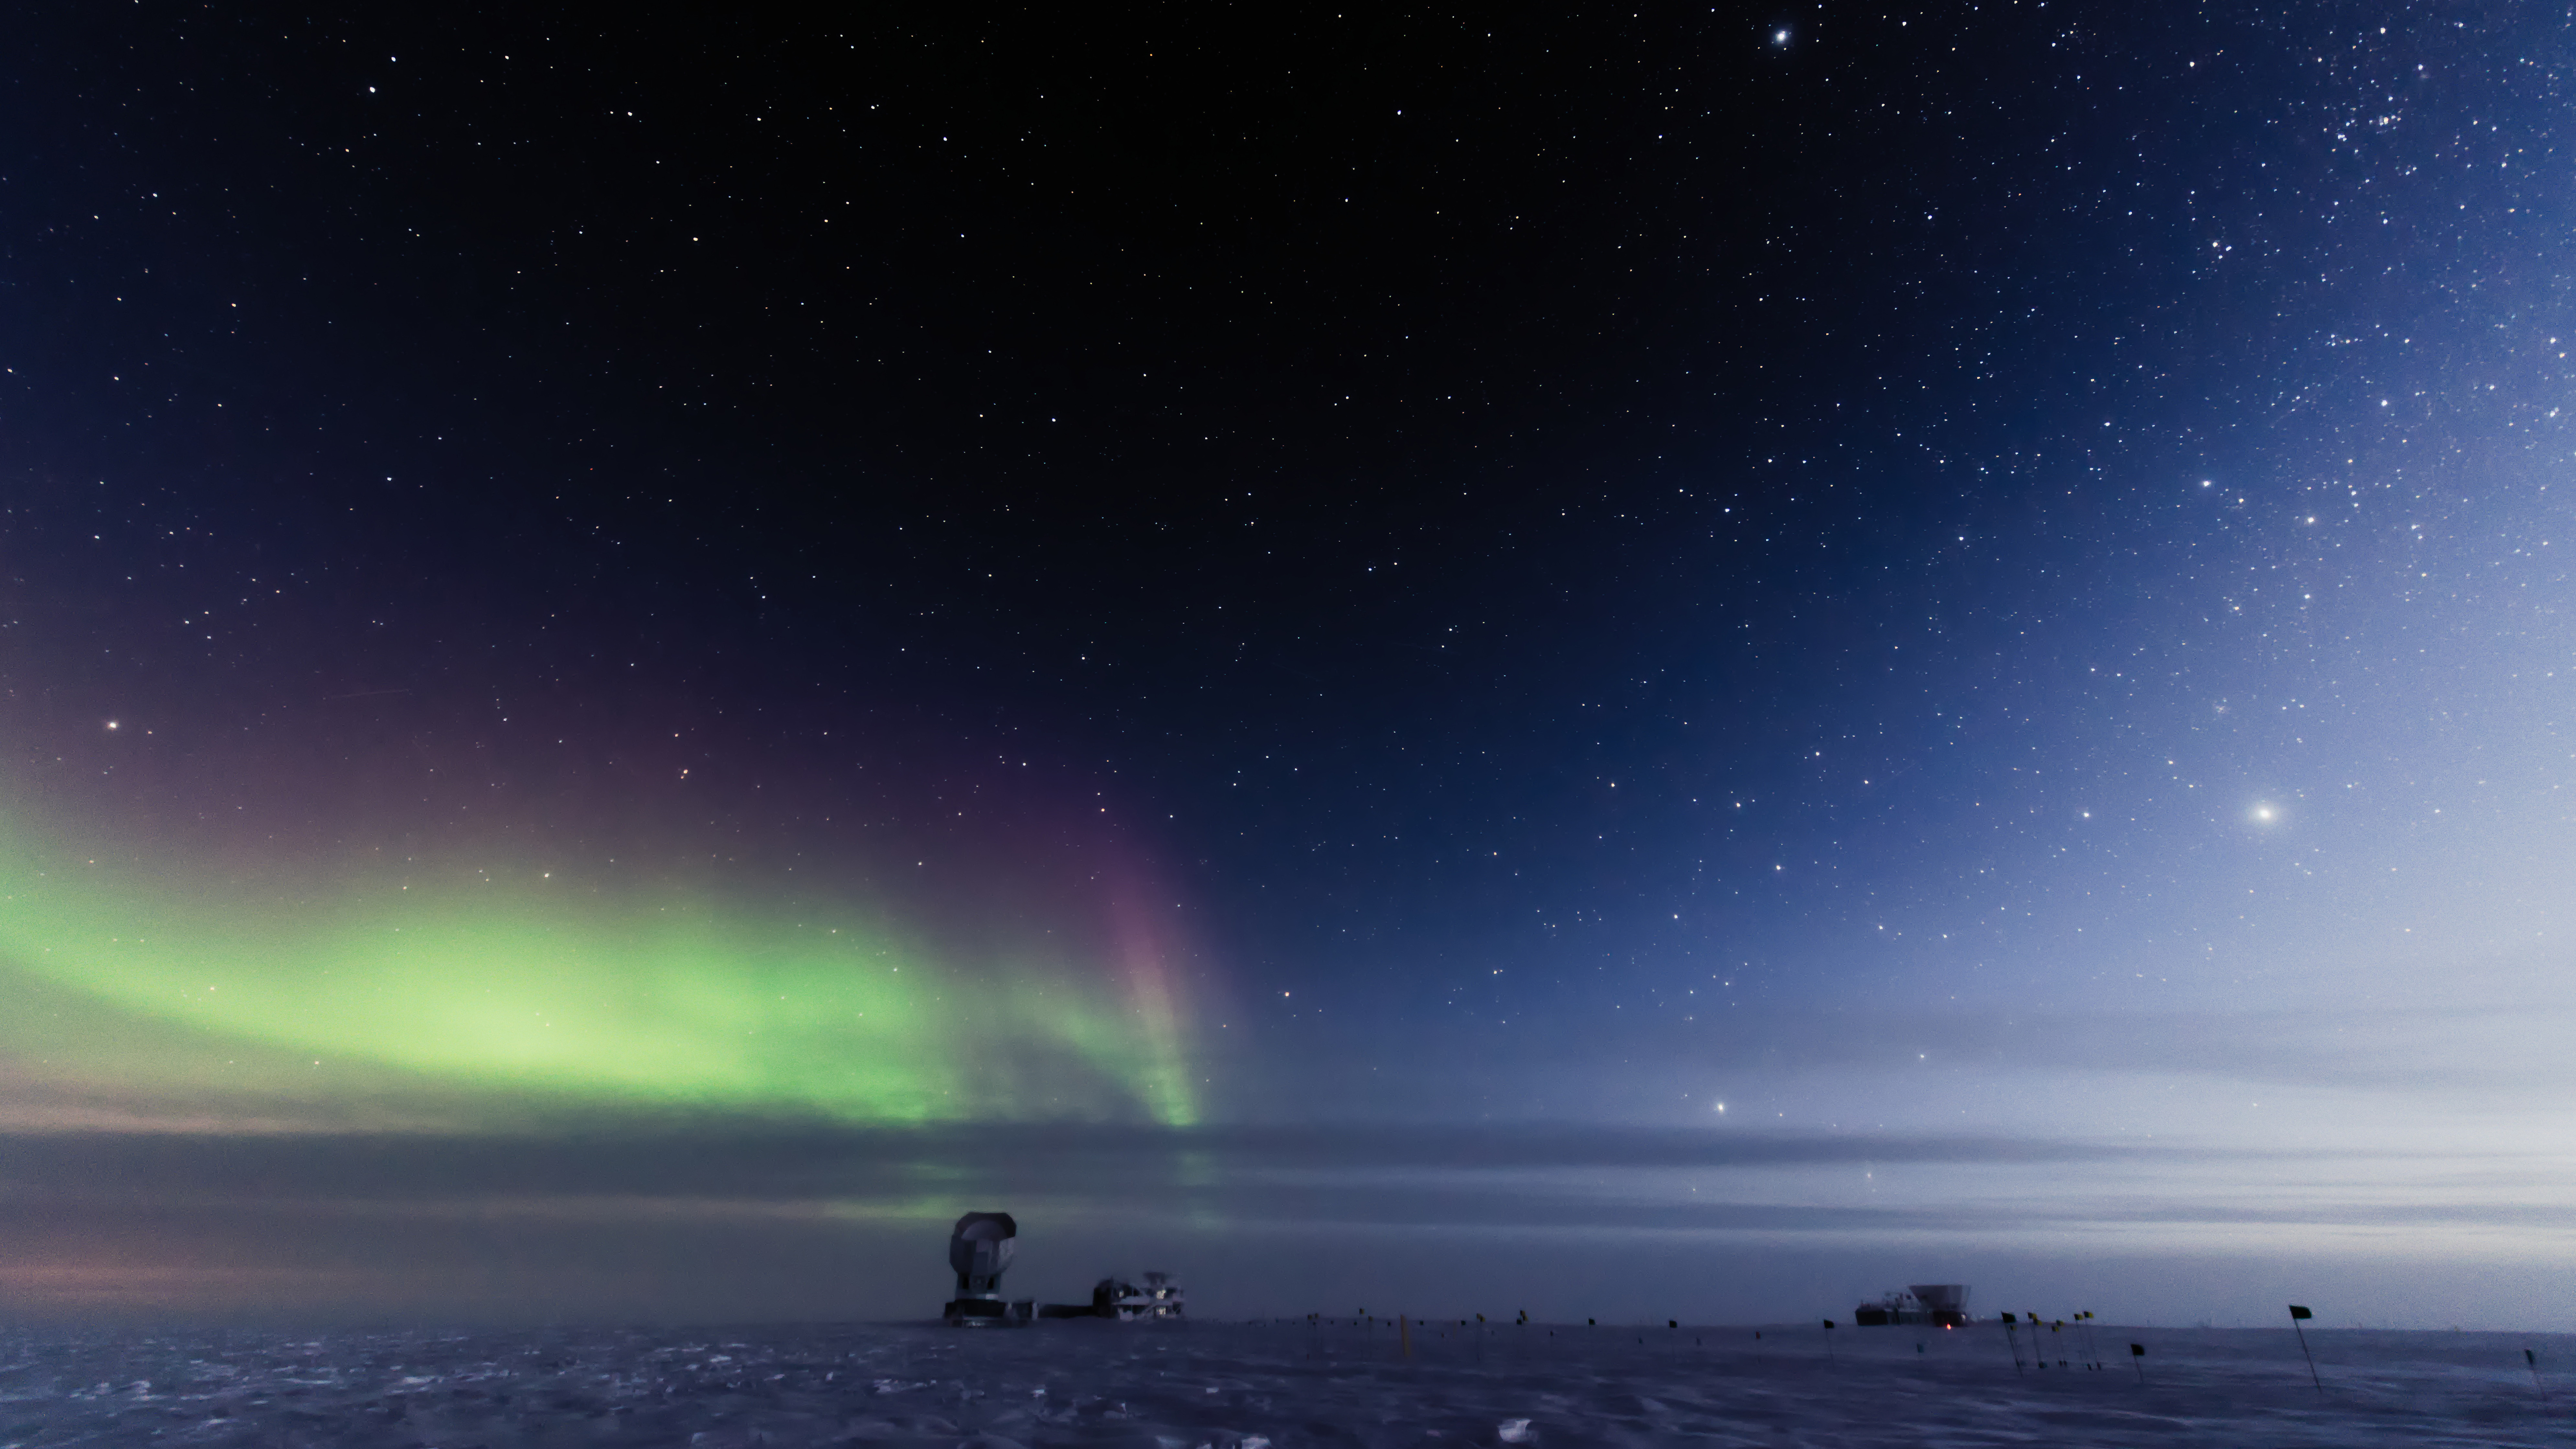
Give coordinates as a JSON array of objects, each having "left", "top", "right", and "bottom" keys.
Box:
[{"left": 2286, "top": 1305, "right": 2322, "bottom": 1391}]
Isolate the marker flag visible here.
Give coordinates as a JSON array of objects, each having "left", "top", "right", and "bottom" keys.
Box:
[{"left": 2287, "top": 1305, "right": 2322, "bottom": 1391}]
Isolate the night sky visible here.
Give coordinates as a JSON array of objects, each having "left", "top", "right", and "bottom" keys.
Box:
[{"left": 3, "top": 2, "right": 2571, "bottom": 1328}]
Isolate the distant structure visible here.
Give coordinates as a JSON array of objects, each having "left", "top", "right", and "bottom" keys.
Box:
[
  {"left": 1038, "top": 1270, "right": 1188, "bottom": 1320},
  {"left": 943, "top": 1211, "right": 1033, "bottom": 1326},
  {"left": 1125, "top": 1271, "right": 1187, "bottom": 1319},
  {"left": 1854, "top": 1284, "right": 1971, "bottom": 1328}
]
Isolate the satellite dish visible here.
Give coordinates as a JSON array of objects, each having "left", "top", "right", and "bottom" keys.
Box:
[{"left": 944, "top": 1211, "right": 1026, "bottom": 1326}]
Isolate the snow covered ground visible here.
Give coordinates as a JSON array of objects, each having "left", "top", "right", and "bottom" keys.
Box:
[{"left": 1, "top": 1318, "right": 2565, "bottom": 1446}]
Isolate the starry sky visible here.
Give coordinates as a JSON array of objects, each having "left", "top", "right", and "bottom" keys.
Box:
[{"left": 2, "top": 1, "right": 2571, "bottom": 1328}]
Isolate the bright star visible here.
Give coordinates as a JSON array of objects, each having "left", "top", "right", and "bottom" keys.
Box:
[{"left": 1772, "top": 28, "right": 1790, "bottom": 43}]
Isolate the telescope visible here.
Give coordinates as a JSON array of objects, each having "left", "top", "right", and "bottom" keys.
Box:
[{"left": 943, "top": 1211, "right": 1032, "bottom": 1326}]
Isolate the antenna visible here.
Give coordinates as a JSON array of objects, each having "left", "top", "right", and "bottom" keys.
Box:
[{"left": 943, "top": 1211, "right": 1022, "bottom": 1326}]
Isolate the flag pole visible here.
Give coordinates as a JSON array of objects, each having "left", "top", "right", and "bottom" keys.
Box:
[{"left": 2287, "top": 1305, "right": 2321, "bottom": 1393}]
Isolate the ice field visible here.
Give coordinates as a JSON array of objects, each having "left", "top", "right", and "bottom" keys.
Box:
[{"left": 1, "top": 1318, "right": 2567, "bottom": 1446}]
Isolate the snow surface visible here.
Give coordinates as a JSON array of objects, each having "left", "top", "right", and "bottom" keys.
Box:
[{"left": 0, "top": 1319, "right": 2566, "bottom": 1446}]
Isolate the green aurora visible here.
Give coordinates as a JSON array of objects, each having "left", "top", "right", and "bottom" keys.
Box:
[{"left": 0, "top": 819, "right": 1199, "bottom": 1128}]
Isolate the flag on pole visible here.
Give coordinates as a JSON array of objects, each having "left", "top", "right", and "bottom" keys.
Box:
[{"left": 2286, "top": 1305, "right": 2322, "bottom": 1391}]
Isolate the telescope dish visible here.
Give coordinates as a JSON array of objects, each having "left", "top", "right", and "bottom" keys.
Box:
[
  {"left": 944, "top": 1211, "right": 1026, "bottom": 1327},
  {"left": 949, "top": 1211, "right": 1018, "bottom": 1289}
]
